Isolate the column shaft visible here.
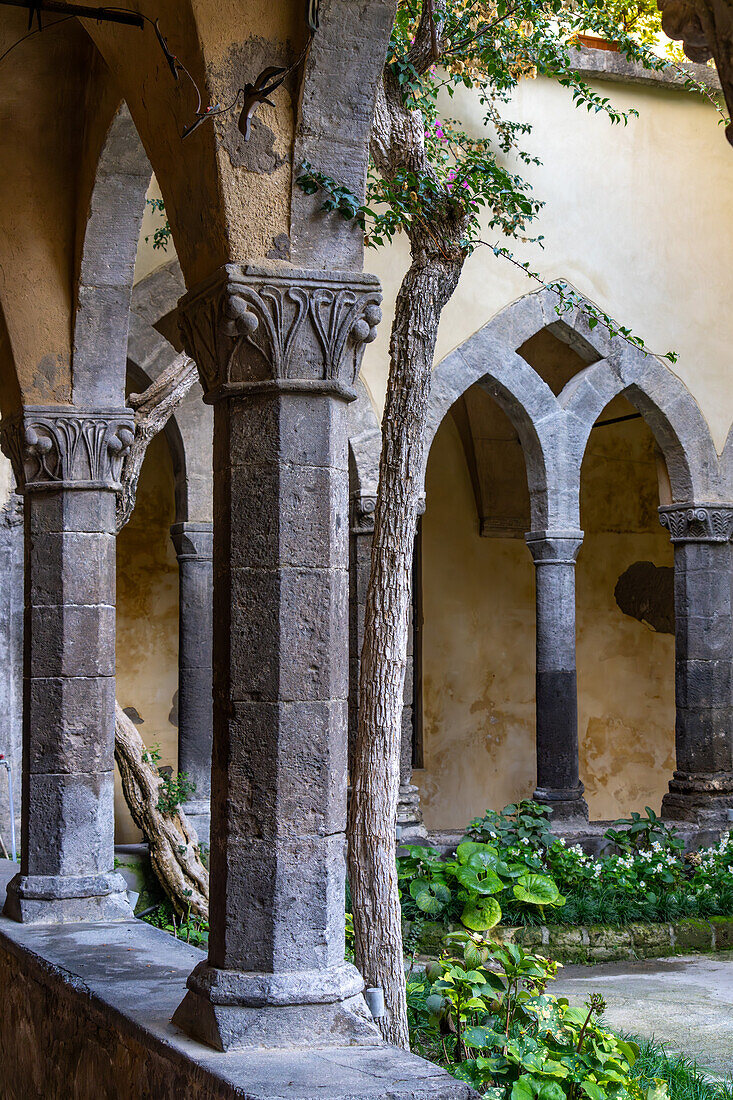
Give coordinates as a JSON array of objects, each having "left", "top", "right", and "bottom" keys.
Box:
[
  {"left": 172, "top": 264, "right": 383, "bottom": 1051},
  {"left": 0, "top": 493, "right": 23, "bottom": 850},
  {"left": 0, "top": 408, "right": 134, "bottom": 923},
  {"left": 171, "top": 521, "right": 213, "bottom": 845},
  {"left": 526, "top": 530, "right": 588, "bottom": 822},
  {"left": 659, "top": 505, "right": 733, "bottom": 824}
]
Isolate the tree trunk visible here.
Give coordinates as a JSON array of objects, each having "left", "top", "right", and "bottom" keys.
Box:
[
  {"left": 347, "top": 245, "right": 462, "bottom": 1048},
  {"left": 114, "top": 351, "right": 210, "bottom": 918},
  {"left": 115, "top": 702, "right": 209, "bottom": 918},
  {"left": 117, "top": 351, "right": 199, "bottom": 533}
]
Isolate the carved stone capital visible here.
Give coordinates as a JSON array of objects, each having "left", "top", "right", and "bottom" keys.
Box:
[
  {"left": 178, "top": 264, "right": 383, "bottom": 403},
  {"left": 525, "top": 529, "right": 584, "bottom": 565},
  {"left": 351, "top": 492, "right": 376, "bottom": 535},
  {"left": 659, "top": 504, "right": 733, "bottom": 543},
  {"left": 170, "top": 521, "right": 214, "bottom": 562},
  {"left": 350, "top": 492, "right": 425, "bottom": 535},
  {"left": 657, "top": 0, "right": 733, "bottom": 145},
  {"left": 0, "top": 407, "right": 134, "bottom": 494}
]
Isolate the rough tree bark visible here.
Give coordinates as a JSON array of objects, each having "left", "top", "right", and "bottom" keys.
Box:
[
  {"left": 114, "top": 351, "right": 210, "bottom": 918},
  {"left": 347, "top": 2, "right": 467, "bottom": 1049}
]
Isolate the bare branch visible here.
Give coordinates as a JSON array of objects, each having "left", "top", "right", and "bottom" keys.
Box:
[
  {"left": 116, "top": 351, "right": 199, "bottom": 533},
  {"left": 406, "top": 0, "right": 448, "bottom": 74}
]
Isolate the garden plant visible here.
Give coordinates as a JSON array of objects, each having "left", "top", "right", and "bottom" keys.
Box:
[
  {"left": 398, "top": 802, "right": 733, "bottom": 934},
  {"left": 407, "top": 929, "right": 667, "bottom": 1099}
]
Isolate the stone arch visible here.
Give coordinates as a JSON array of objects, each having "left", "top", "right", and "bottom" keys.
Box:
[
  {"left": 720, "top": 421, "right": 733, "bottom": 496},
  {"left": 126, "top": 358, "right": 188, "bottom": 526},
  {"left": 347, "top": 379, "right": 381, "bottom": 498},
  {"left": 426, "top": 293, "right": 561, "bottom": 530},
  {"left": 74, "top": 102, "right": 151, "bottom": 406},
  {"left": 128, "top": 262, "right": 211, "bottom": 525},
  {"left": 561, "top": 342, "right": 722, "bottom": 506},
  {"left": 425, "top": 286, "right": 722, "bottom": 529},
  {"left": 86, "top": 0, "right": 395, "bottom": 286}
]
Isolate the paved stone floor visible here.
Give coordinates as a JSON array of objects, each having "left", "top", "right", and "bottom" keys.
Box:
[{"left": 553, "top": 953, "right": 733, "bottom": 1080}]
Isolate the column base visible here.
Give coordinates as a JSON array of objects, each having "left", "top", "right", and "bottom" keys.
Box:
[
  {"left": 180, "top": 799, "right": 211, "bottom": 848},
  {"left": 534, "top": 786, "right": 589, "bottom": 822},
  {"left": 3, "top": 871, "right": 133, "bottom": 924},
  {"left": 662, "top": 771, "right": 733, "bottom": 826},
  {"left": 172, "top": 961, "right": 379, "bottom": 1052},
  {"left": 396, "top": 783, "right": 428, "bottom": 844}
]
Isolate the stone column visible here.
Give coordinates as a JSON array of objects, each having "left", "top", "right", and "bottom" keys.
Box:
[
  {"left": 170, "top": 521, "right": 213, "bottom": 845},
  {"left": 0, "top": 407, "right": 134, "bottom": 923},
  {"left": 349, "top": 494, "right": 425, "bottom": 843},
  {"left": 172, "top": 264, "right": 383, "bottom": 1051},
  {"left": 659, "top": 505, "right": 733, "bottom": 824},
  {"left": 0, "top": 491, "right": 24, "bottom": 850},
  {"left": 525, "top": 530, "right": 588, "bottom": 822}
]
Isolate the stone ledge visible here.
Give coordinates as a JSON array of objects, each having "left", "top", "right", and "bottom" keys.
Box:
[
  {"left": 0, "top": 862, "right": 475, "bottom": 1099},
  {"left": 567, "top": 46, "right": 721, "bottom": 93},
  {"left": 410, "top": 915, "right": 733, "bottom": 965}
]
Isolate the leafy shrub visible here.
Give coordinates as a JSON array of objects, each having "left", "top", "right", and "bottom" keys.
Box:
[
  {"left": 140, "top": 899, "right": 208, "bottom": 947},
  {"left": 409, "top": 931, "right": 668, "bottom": 1100},
  {"left": 544, "top": 832, "right": 733, "bottom": 926},
  {"left": 604, "top": 808, "right": 684, "bottom": 858},
  {"left": 157, "top": 771, "right": 196, "bottom": 815},
  {"left": 399, "top": 837, "right": 564, "bottom": 932},
  {"left": 466, "top": 801, "right": 555, "bottom": 855},
  {"left": 399, "top": 802, "right": 733, "bottom": 933}
]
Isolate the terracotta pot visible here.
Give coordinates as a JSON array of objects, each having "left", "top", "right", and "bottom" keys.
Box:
[{"left": 576, "top": 34, "right": 621, "bottom": 52}]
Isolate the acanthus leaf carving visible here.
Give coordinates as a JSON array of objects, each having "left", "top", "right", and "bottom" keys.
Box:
[
  {"left": 659, "top": 504, "right": 733, "bottom": 542},
  {"left": 178, "top": 265, "right": 382, "bottom": 399},
  {"left": 0, "top": 408, "right": 134, "bottom": 493}
]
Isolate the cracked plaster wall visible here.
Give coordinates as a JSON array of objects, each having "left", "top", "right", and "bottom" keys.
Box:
[
  {"left": 115, "top": 431, "right": 179, "bottom": 843},
  {"left": 416, "top": 399, "right": 675, "bottom": 829}
]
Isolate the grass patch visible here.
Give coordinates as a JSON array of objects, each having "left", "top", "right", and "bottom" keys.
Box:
[{"left": 630, "top": 1037, "right": 733, "bottom": 1100}]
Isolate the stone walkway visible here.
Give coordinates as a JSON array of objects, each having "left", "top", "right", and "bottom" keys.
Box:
[{"left": 552, "top": 952, "right": 733, "bottom": 1080}]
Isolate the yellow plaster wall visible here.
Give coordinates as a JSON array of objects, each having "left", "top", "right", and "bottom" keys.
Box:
[
  {"left": 115, "top": 432, "right": 179, "bottom": 843},
  {"left": 360, "top": 73, "right": 733, "bottom": 451},
  {"left": 416, "top": 399, "right": 675, "bottom": 830}
]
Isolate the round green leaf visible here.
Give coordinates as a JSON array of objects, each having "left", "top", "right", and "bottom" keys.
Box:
[
  {"left": 513, "top": 873, "right": 562, "bottom": 906},
  {"left": 461, "top": 896, "right": 502, "bottom": 931},
  {"left": 456, "top": 865, "right": 504, "bottom": 895},
  {"left": 457, "top": 841, "right": 498, "bottom": 865},
  {"left": 409, "top": 878, "right": 450, "bottom": 913}
]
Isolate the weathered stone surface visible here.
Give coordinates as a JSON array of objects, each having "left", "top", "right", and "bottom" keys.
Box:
[
  {"left": 0, "top": 408, "right": 134, "bottom": 924},
  {"left": 349, "top": 504, "right": 426, "bottom": 840},
  {"left": 526, "top": 531, "right": 588, "bottom": 821},
  {"left": 629, "top": 922, "right": 671, "bottom": 953},
  {"left": 710, "top": 916, "right": 733, "bottom": 950},
  {"left": 174, "top": 266, "right": 386, "bottom": 1048},
  {"left": 662, "top": 534, "right": 733, "bottom": 824},
  {"left": 674, "top": 918, "right": 713, "bottom": 952},
  {"left": 0, "top": 863, "right": 475, "bottom": 1097},
  {"left": 0, "top": 493, "right": 23, "bottom": 848},
  {"left": 171, "top": 522, "right": 213, "bottom": 845}
]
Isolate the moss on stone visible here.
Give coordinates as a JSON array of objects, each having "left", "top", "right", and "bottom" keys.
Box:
[
  {"left": 628, "top": 922, "right": 671, "bottom": 955},
  {"left": 674, "top": 918, "right": 713, "bottom": 952},
  {"left": 587, "top": 925, "right": 633, "bottom": 949},
  {"left": 710, "top": 916, "right": 733, "bottom": 950}
]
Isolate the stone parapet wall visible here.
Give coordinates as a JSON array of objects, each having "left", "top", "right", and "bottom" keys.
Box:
[
  {"left": 410, "top": 916, "right": 733, "bottom": 965},
  {"left": 0, "top": 863, "right": 475, "bottom": 1100}
]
